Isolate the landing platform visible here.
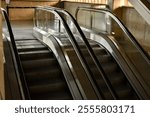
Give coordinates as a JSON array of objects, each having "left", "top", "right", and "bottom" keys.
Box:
[{"left": 3, "top": 20, "right": 35, "bottom": 40}]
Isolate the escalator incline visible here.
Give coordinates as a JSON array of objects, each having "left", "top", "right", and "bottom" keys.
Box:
[
  {"left": 15, "top": 39, "right": 73, "bottom": 100},
  {"left": 80, "top": 40, "right": 139, "bottom": 99}
]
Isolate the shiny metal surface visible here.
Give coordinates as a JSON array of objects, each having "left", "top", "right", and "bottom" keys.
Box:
[
  {"left": 33, "top": 27, "right": 83, "bottom": 99},
  {"left": 84, "top": 31, "right": 150, "bottom": 99},
  {"left": 33, "top": 27, "right": 99, "bottom": 99},
  {"left": 76, "top": 7, "right": 150, "bottom": 98},
  {"left": 34, "top": 7, "right": 103, "bottom": 99}
]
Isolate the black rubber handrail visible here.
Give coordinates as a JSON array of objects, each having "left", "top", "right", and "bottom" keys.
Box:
[
  {"left": 37, "top": 6, "right": 119, "bottom": 99},
  {"left": 75, "top": 7, "right": 150, "bottom": 64},
  {"left": 55, "top": 7, "right": 119, "bottom": 99},
  {"left": 1, "top": 8, "right": 31, "bottom": 99},
  {"left": 35, "top": 7, "right": 104, "bottom": 99}
]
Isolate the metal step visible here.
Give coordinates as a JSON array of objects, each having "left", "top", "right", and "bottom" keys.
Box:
[
  {"left": 25, "top": 68, "right": 62, "bottom": 85},
  {"left": 19, "top": 50, "right": 53, "bottom": 60},
  {"left": 17, "top": 39, "right": 73, "bottom": 100},
  {"left": 21, "top": 58, "right": 57, "bottom": 71},
  {"left": 17, "top": 44, "right": 47, "bottom": 52},
  {"left": 29, "top": 81, "right": 72, "bottom": 100}
]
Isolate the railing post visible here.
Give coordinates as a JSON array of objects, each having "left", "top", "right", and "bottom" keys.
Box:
[{"left": 107, "top": 0, "right": 114, "bottom": 10}]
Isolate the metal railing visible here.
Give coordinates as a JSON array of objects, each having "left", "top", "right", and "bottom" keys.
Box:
[
  {"left": 1, "top": 8, "right": 30, "bottom": 99},
  {"left": 75, "top": 7, "right": 150, "bottom": 63},
  {"left": 75, "top": 7, "right": 150, "bottom": 98},
  {"left": 35, "top": 6, "right": 119, "bottom": 99}
]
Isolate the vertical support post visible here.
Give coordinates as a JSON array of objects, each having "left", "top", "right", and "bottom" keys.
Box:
[
  {"left": 106, "top": 0, "right": 114, "bottom": 34},
  {"left": 58, "top": 19, "right": 61, "bottom": 33},
  {"left": 5, "top": 0, "right": 10, "bottom": 16},
  {"left": 90, "top": 11, "right": 93, "bottom": 29},
  {"left": 107, "top": 0, "right": 114, "bottom": 10}
]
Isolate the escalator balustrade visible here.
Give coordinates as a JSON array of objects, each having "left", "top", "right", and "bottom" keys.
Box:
[
  {"left": 74, "top": 39, "right": 139, "bottom": 99},
  {"left": 33, "top": 6, "right": 140, "bottom": 99},
  {"left": 2, "top": 6, "right": 143, "bottom": 100}
]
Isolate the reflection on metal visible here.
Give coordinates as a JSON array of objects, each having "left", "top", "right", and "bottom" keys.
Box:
[
  {"left": 87, "top": 32, "right": 149, "bottom": 99},
  {"left": 75, "top": 5, "right": 112, "bottom": 34},
  {"left": 77, "top": 7, "right": 150, "bottom": 98},
  {"left": 1, "top": 8, "right": 29, "bottom": 99},
  {"left": 33, "top": 27, "right": 83, "bottom": 99},
  {"left": 107, "top": 0, "right": 114, "bottom": 10},
  {"left": 52, "top": 6, "right": 119, "bottom": 99},
  {"left": 34, "top": 7, "right": 100, "bottom": 99},
  {"left": 76, "top": 7, "right": 150, "bottom": 62}
]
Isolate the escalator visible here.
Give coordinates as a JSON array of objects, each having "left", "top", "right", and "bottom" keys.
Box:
[
  {"left": 1, "top": 8, "right": 78, "bottom": 100},
  {"left": 33, "top": 6, "right": 141, "bottom": 99},
  {"left": 2, "top": 6, "right": 149, "bottom": 100},
  {"left": 61, "top": 35, "right": 138, "bottom": 99},
  {"left": 16, "top": 38, "right": 73, "bottom": 100},
  {"left": 68, "top": 39, "right": 138, "bottom": 99},
  {"left": 129, "top": 0, "right": 150, "bottom": 25},
  {"left": 75, "top": 7, "right": 150, "bottom": 99},
  {"left": 81, "top": 40, "right": 138, "bottom": 99},
  {"left": 3, "top": 32, "right": 74, "bottom": 99}
]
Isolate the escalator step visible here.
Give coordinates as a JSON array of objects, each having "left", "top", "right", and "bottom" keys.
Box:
[
  {"left": 19, "top": 50, "right": 53, "bottom": 60},
  {"left": 95, "top": 77, "right": 134, "bottom": 100},
  {"left": 64, "top": 43, "right": 99, "bottom": 49},
  {"left": 21, "top": 58, "right": 57, "bottom": 71},
  {"left": 90, "top": 62, "right": 118, "bottom": 75},
  {"left": 30, "top": 90, "right": 72, "bottom": 100},
  {"left": 95, "top": 72, "right": 125, "bottom": 85},
  {"left": 29, "top": 81, "right": 68, "bottom": 94},
  {"left": 101, "top": 62, "right": 118, "bottom": 74},
  {"left": 81, "top": 47, "right": 107, "bottom": 56},
  {"left": 85, "top": 54, "right": 112, "bottom": 67},
  {"left": 16, "top": 38, "right": 73, "bottom": 100},
  {"left": 115, "top": 85, "right": 136, "bottom": 99},
  {"left": 78, "top": 39, "right": 138, "bottom": 99},
  {"left": 93, "top": 48, "right": 108, "bottom": 55},
  {"left": 97, "top": 54, "right": 112, "bottom": 63},
  {"left": 16, "top": 41, "right": 41, "bottom": 46},
  {"left": 15, "top": 39, "right": 40, "bottom": 43},
  {"left": 17, "top": 45, "right": 47, "bottom": 52},
  {"left": 25, "top": 68, "right": 62, "bottom": 85}
]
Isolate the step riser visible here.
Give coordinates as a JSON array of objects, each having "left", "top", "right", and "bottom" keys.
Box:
[{"left": 17, "top": 39, "right": 72, "bottom": 100}]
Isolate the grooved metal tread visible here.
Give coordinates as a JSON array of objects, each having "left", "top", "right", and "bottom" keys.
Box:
[{"left": 16, "top": 39, "right": 73, "bottom": 100}]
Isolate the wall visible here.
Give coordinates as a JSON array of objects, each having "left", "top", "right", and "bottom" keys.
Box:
[
  {"left": 0, "top": 0, "right": 5, "bottom": 99},
  {"left": 62, "top": 2, "right": 91, "bottom": 17},
  {"left": 2, "top": 0, "right": 60, "bottom": 20},
  {"left": 61, "top": 0, "right": 132, "bottom": 23},
  {"left": 62, "top": 0, "right": 107, "bottom": 4},
  {"left": 62, "top": 1, "right": 150, "bottom": 51},
  {"left": 61, "top": 0, "right": 131, "bottom": 33},
  {"left": 113, "top": 0, "right": 132, "bottom": 9},
  {"left": 62, "top": 0, "right": 132, "bottom": 9},
  {"left": 114, "top": 7, "right": 150, "bottom": 51},
  {"left": 1, "top": 0, "right": 132, "bottom": 20},
  {"left": 62, "top": 1, "right": 109, "bottom": 33}
]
